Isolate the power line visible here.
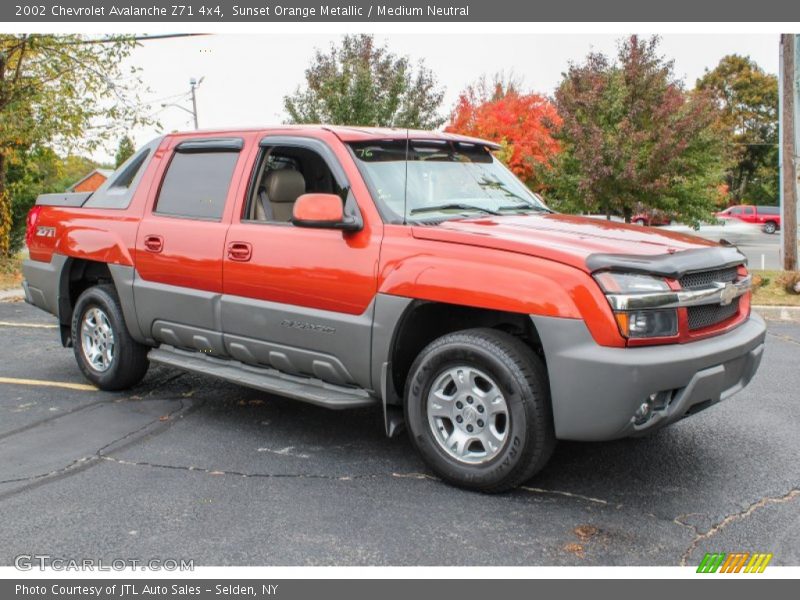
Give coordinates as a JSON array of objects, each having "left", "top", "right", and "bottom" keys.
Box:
[
  {"left": 75, "top": 34, "right": 210, "bottom": 44},
  {"left": 143, "top": 90, "right": 192, "bottom": 106}
]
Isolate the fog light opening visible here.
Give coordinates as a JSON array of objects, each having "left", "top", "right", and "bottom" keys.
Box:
[
  {"left": 634, "top": 401, "right": 652, "bottom": 425},
  {"left": 633, "top": 391, "right": 673, "bottom": 426}
]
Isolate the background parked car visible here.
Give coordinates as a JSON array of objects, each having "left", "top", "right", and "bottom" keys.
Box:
[
  {"left": 632, "top": 209, "right": 673, "bottom": 226},
  {"left": 716, "top": 204, "right": 781, "bottom": 234}
]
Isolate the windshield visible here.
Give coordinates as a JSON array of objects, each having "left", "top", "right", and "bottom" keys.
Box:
[{"left": 348, "top": 140, "right": 549, "bottom": 223}]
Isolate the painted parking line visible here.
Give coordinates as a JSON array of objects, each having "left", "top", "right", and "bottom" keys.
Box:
[
  {"left": 0, "top": 321, "right": 57, "bottom": 329},
  {"left": 0, "top": 377, "right": 97, "bottom": 392}
]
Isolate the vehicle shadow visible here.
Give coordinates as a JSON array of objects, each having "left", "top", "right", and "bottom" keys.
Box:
[
  {"left": 133, "top": 367, "right": 751, "bottom": 521},
  {"left": 180, "top": 381, "right": 708, "bottom": 490}
]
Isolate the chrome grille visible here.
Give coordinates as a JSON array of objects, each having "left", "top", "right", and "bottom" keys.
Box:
[
  {"left": 687, "top": 298, "right": 740, "bottom": 330},
  {"left": 679, "top": 266, "right": 739, "bottom": 290},
  {"left": 680, "top": 266, "right": 743, "bottom": 330}
]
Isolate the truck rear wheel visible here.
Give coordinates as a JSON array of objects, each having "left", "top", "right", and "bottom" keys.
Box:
[
  {"left": 404, "top": 328, "right": 555, "bottom": 493},
  {"left": 71, "top": 284, "right": 149, "bottom": 391},
  {"left": 763, "top": 221, "right": 777, "bottom": 234}
]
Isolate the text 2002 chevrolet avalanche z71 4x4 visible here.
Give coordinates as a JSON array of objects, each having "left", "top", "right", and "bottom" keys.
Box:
[{"left": 22, "top": 127, "right": 766, "bottom": 492}]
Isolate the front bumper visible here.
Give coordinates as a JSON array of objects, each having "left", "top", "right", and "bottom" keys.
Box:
[{"left": 531, "top": 313, "right": 766, "bottom": 441}]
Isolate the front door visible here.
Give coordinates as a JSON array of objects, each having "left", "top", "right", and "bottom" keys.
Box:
[{"left": 221, "top": 138, "right": 382, "bottom": 388}]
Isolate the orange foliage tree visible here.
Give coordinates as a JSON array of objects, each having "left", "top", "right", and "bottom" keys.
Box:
[{"left": 445, "top": 77, "right": 561, "bottom": 189}]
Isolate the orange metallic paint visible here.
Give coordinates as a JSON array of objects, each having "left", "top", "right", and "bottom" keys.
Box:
[
  {"left": 377, "top": 225, "right": 625, "bottom": 347},
  {"left": 292, "top": 193, "right": 346, "bottom": 223},
  {"left": 134, "top": 133, "right": 257, "bottom": 294},
  {"left": 26, "top": 135, "right": 171, "bottom": 265},
  {"left": 27, "top": 125, "right": 744, "bottom": 351},
  {"left": 224, "top": 131, "right": 382, "bottom": 315}
]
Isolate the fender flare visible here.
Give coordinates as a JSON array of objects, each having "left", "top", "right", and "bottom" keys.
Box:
[{"left": 53, "top": 256, "right": 145, "bottom": 345}]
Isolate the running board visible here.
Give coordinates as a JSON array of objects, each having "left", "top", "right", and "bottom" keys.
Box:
[{"left": 148, "top": 345, "right": 378, "bottom": 409}]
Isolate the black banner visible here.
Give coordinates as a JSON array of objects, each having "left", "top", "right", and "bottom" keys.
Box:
[
  {"left": 3, "top": 579, "right": 799, "bottom": 600},
  {"left": 3, "top": 0, "right": 800, "bottom": 22}
]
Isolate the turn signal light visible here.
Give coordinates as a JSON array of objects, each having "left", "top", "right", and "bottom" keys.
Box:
[{"left": 614, "top": 309, "right": 678, "bottom": 338}]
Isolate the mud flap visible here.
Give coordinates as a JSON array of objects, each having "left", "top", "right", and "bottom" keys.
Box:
[{"left": 381, "top": 362, "right": 406, "bottom": 438}]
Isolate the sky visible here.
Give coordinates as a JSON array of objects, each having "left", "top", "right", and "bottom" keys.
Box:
[{"left": 99, "top": 33, "right": 780, "bottom": 163}]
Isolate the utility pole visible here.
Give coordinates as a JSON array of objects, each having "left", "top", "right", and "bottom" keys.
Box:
[
  {"left": 189, "top": 77, "right": 201, "bottom": 130},
  {"left": 163, "top": 77, "right": 204, "bottom": 130},
  {"left": 780, "top": 34, "right": 798, "bottom": 271}
]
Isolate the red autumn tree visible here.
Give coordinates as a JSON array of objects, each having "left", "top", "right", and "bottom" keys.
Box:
[{"left": 445, "top": 76, "right": 561, "bottom": 189}]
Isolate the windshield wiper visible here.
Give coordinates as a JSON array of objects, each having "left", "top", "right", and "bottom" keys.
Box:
[
  {"left": 497, "top": 203, "right": 551, "bottom": 213},
  {"left": 410, "top": 203, "right": 501, "bottom": 216}
]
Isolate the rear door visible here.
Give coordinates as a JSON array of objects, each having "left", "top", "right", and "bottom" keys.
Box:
[{"left": 134, "top": 137, "right": 247, "bottom": 355}]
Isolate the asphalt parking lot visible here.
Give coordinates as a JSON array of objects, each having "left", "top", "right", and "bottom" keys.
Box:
[
  {"left": 0, "top": 298, "right": 798, "bottom": 566},
  {"left": 736, "top": 232, "right": 783, "bottom": 270}
]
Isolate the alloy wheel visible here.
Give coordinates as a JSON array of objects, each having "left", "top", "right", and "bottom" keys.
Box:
[{"left": 426, "top": 366, "right": 510, "bottom": 464}]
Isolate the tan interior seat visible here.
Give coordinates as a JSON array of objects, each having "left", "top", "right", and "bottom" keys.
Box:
[{"left": 257, "top": 169, "right": 306, "bottom": 222}]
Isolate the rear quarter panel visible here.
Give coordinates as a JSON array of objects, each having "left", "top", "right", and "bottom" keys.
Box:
[{"left": 27, "top": 137, "right": 171, "bottom": 266}]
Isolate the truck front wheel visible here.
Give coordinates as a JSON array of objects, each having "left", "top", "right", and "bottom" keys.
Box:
[
  {"left": 71, "top": 284, "right": 150, "bottom": 391},
  {"left": 404, "top": 328, "right": 555, "bottom": 492}
]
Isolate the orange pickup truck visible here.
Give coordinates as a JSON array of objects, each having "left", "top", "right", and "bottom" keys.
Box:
[{"left": 22, "top": 127, "right": 765, "bottom": 491}]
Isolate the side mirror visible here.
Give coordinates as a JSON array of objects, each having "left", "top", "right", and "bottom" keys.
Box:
[{"left": 292, "top": 193, "right": 361, "bottom": 231}]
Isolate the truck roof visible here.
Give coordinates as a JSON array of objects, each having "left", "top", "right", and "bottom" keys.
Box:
[
  {"left": 163, "top": 125, "right": 501, "bottom": 150},
  {"left": 323, "top": 125, "right": 502, "bottom": 149}
]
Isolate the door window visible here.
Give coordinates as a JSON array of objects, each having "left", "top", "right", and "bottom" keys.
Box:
[
  {"left": 244, "top": 146, "right": 345, "bottom": 223},
  {"left": 155, "top": 151, "right": 239, "bottom": 220}
]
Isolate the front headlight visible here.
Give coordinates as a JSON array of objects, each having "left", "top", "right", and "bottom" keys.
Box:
[
  {"left": 614, "top": 309, "right": 678, "bottom": 338},
  {"left": 593, "top": 272, "right": 678, "bottom": 339},
  {"left": 593, "top": 272, "right": 671, "bottom": 293}
]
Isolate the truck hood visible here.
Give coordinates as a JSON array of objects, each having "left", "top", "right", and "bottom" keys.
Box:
[{"left": 411, "top": 213, "right": 728, "bottom": 274}]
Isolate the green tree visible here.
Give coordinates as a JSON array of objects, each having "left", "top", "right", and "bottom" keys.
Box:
[
  {"left": 284, "top": 34, "right": 445, "bottom": 129},
  {"left": 6, "top": 149, "right": 99, "bottom": 251},
  {"left": 0, "top": 34, "right": 151, "bottom": 255},
  {"left": 115, "top": 135, "right": 135, "bottom": 167},
  {"left": 696, "top": 55, "right": 779, "bottom": 205},
  {"left": 542, "top": 36, "right": 725, "bottom": 224}
]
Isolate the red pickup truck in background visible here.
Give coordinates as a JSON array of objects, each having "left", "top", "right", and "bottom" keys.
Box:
[
  {"left": 716, "top": 204, "right": 781, "bottom": 234},
  {"left": 22, "top": 127, "right": 765, "bottom": 492}
]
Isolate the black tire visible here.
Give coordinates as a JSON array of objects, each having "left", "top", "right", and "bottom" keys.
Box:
[
  {"left": 404, "top": 328, "right": 555, "bottom": 493},
  {"left": 71, "top": 284, "right": 149, "bottom": 391},
  {"left": 634, "top": 218, "right": 647, "bottom": 226},
  {"left": 763, "top": 221, "right": 777, "bottom": 234}
]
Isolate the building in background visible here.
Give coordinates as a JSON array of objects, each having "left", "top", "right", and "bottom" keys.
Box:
[{"left": 68, "top": 168, "right": 114, "bottom": 193}]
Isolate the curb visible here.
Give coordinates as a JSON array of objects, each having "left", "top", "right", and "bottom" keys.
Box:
[
  {"left": 753, "top": 305, "right": 800, "bottom": 322},
  {"left": 0, "top": 288, "right": 23, "bottom": 301}
]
